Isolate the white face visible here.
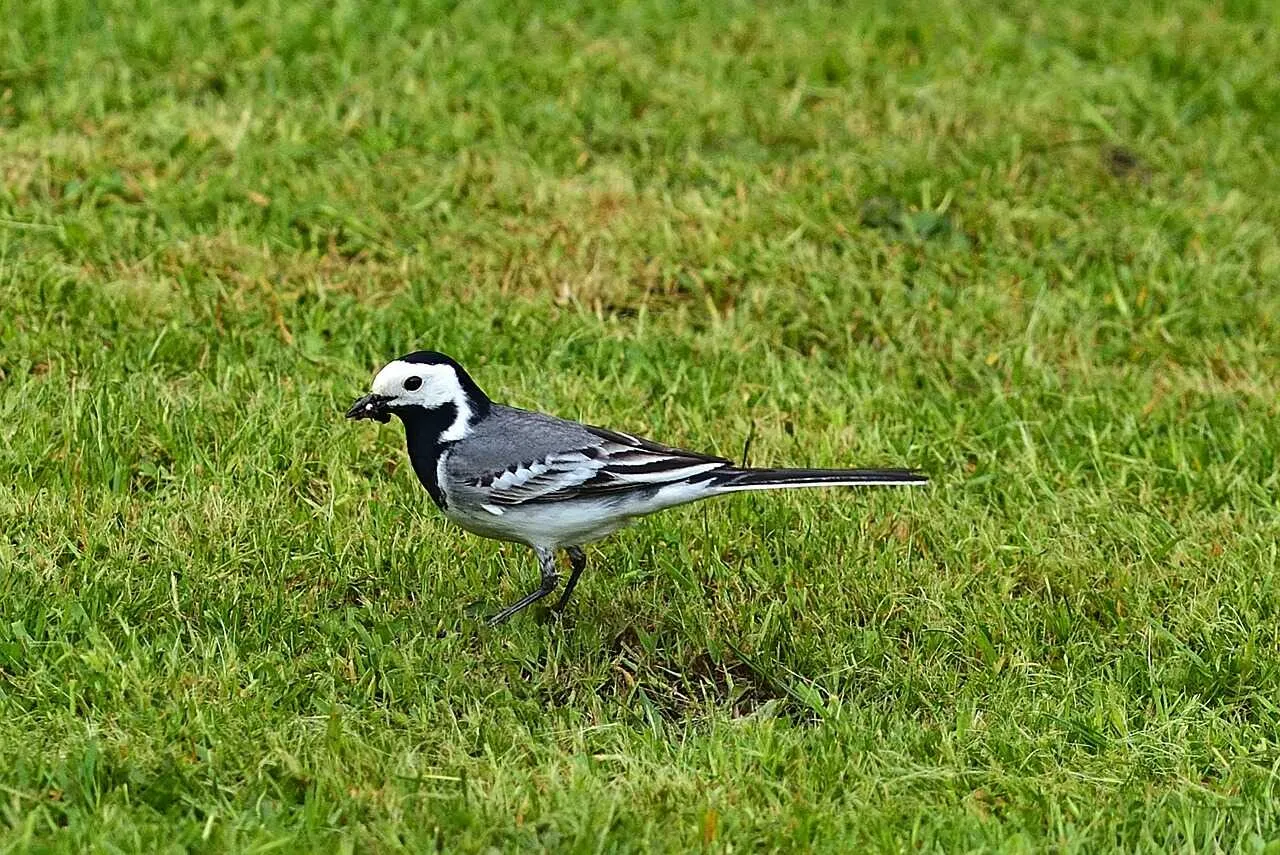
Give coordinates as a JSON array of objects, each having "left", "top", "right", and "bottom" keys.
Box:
[
  {"left": 368, "top": 360, "right": 473, "bottom": 441},
  {"left": 371, "top": 360, "right": 463, "bottom": 408}
]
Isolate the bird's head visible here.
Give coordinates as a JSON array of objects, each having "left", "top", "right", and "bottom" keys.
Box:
[{"left": 346, "top": 351, "right": 491, "bottom": 442}]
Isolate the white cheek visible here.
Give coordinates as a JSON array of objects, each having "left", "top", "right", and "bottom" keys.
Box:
[{"left": 409, "top": 384, "right": 447, "bottom": 408}]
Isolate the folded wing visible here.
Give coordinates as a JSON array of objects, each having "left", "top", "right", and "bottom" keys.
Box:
[{"left": 473, "top": 425, "right": 733, "bottom": 507}]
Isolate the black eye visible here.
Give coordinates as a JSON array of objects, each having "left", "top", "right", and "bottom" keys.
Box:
[{"left": 403, "top": 376, "right": 422, "bottom": 391}]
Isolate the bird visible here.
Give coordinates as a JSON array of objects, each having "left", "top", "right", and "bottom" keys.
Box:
[{"left": 347, "top": 351, "right": 927, "bottom": 626}]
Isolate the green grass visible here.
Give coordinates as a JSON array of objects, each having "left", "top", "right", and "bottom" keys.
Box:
[{"left": 2, "top": 0, "right": 1279, "bottom": 850}]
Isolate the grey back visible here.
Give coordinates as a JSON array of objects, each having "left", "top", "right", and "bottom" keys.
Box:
[{"left": 445, "top": 405, "right": 599, "bottom": 481}]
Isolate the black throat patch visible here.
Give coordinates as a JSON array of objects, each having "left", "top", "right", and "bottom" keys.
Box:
[{"left": 399, "top": 402, "right": 460, "bottom": 510}]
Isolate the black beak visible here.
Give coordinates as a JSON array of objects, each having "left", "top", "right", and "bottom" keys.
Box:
[{"left": 346, "top": 394, "right": 392, "bottom": 423}]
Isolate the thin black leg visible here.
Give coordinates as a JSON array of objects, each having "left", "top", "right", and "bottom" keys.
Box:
[
  {"left": 552, "top": 547, "right": 587, "bottom": 613},
  {"left": 486, "top": 547, "right": 559, "bottom": 627}
]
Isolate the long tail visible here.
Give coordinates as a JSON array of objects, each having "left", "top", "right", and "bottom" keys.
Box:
[{"left": 705, "top": 467, "right": 927, "bottom": 493}]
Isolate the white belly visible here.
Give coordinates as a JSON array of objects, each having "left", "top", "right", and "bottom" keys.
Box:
[
  {"left": 442, "top": 497, "right": 635, "bottom": 548},
  {"left": 440, "top": 480, "right": 713, "bottom": 550}
]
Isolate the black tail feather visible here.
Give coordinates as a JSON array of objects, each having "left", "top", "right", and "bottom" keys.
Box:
[{"left": 707, "top": 467, "right": 928, "bottom": 491}]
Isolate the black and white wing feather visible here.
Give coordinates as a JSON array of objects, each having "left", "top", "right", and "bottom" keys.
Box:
[{"left": 474, "top": 425, "right": 734, "bottom": 507}]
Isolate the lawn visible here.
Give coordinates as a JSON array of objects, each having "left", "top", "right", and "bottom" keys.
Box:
[{"left": 2, "top": 0, "right": 1279, "bottom": 850}]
